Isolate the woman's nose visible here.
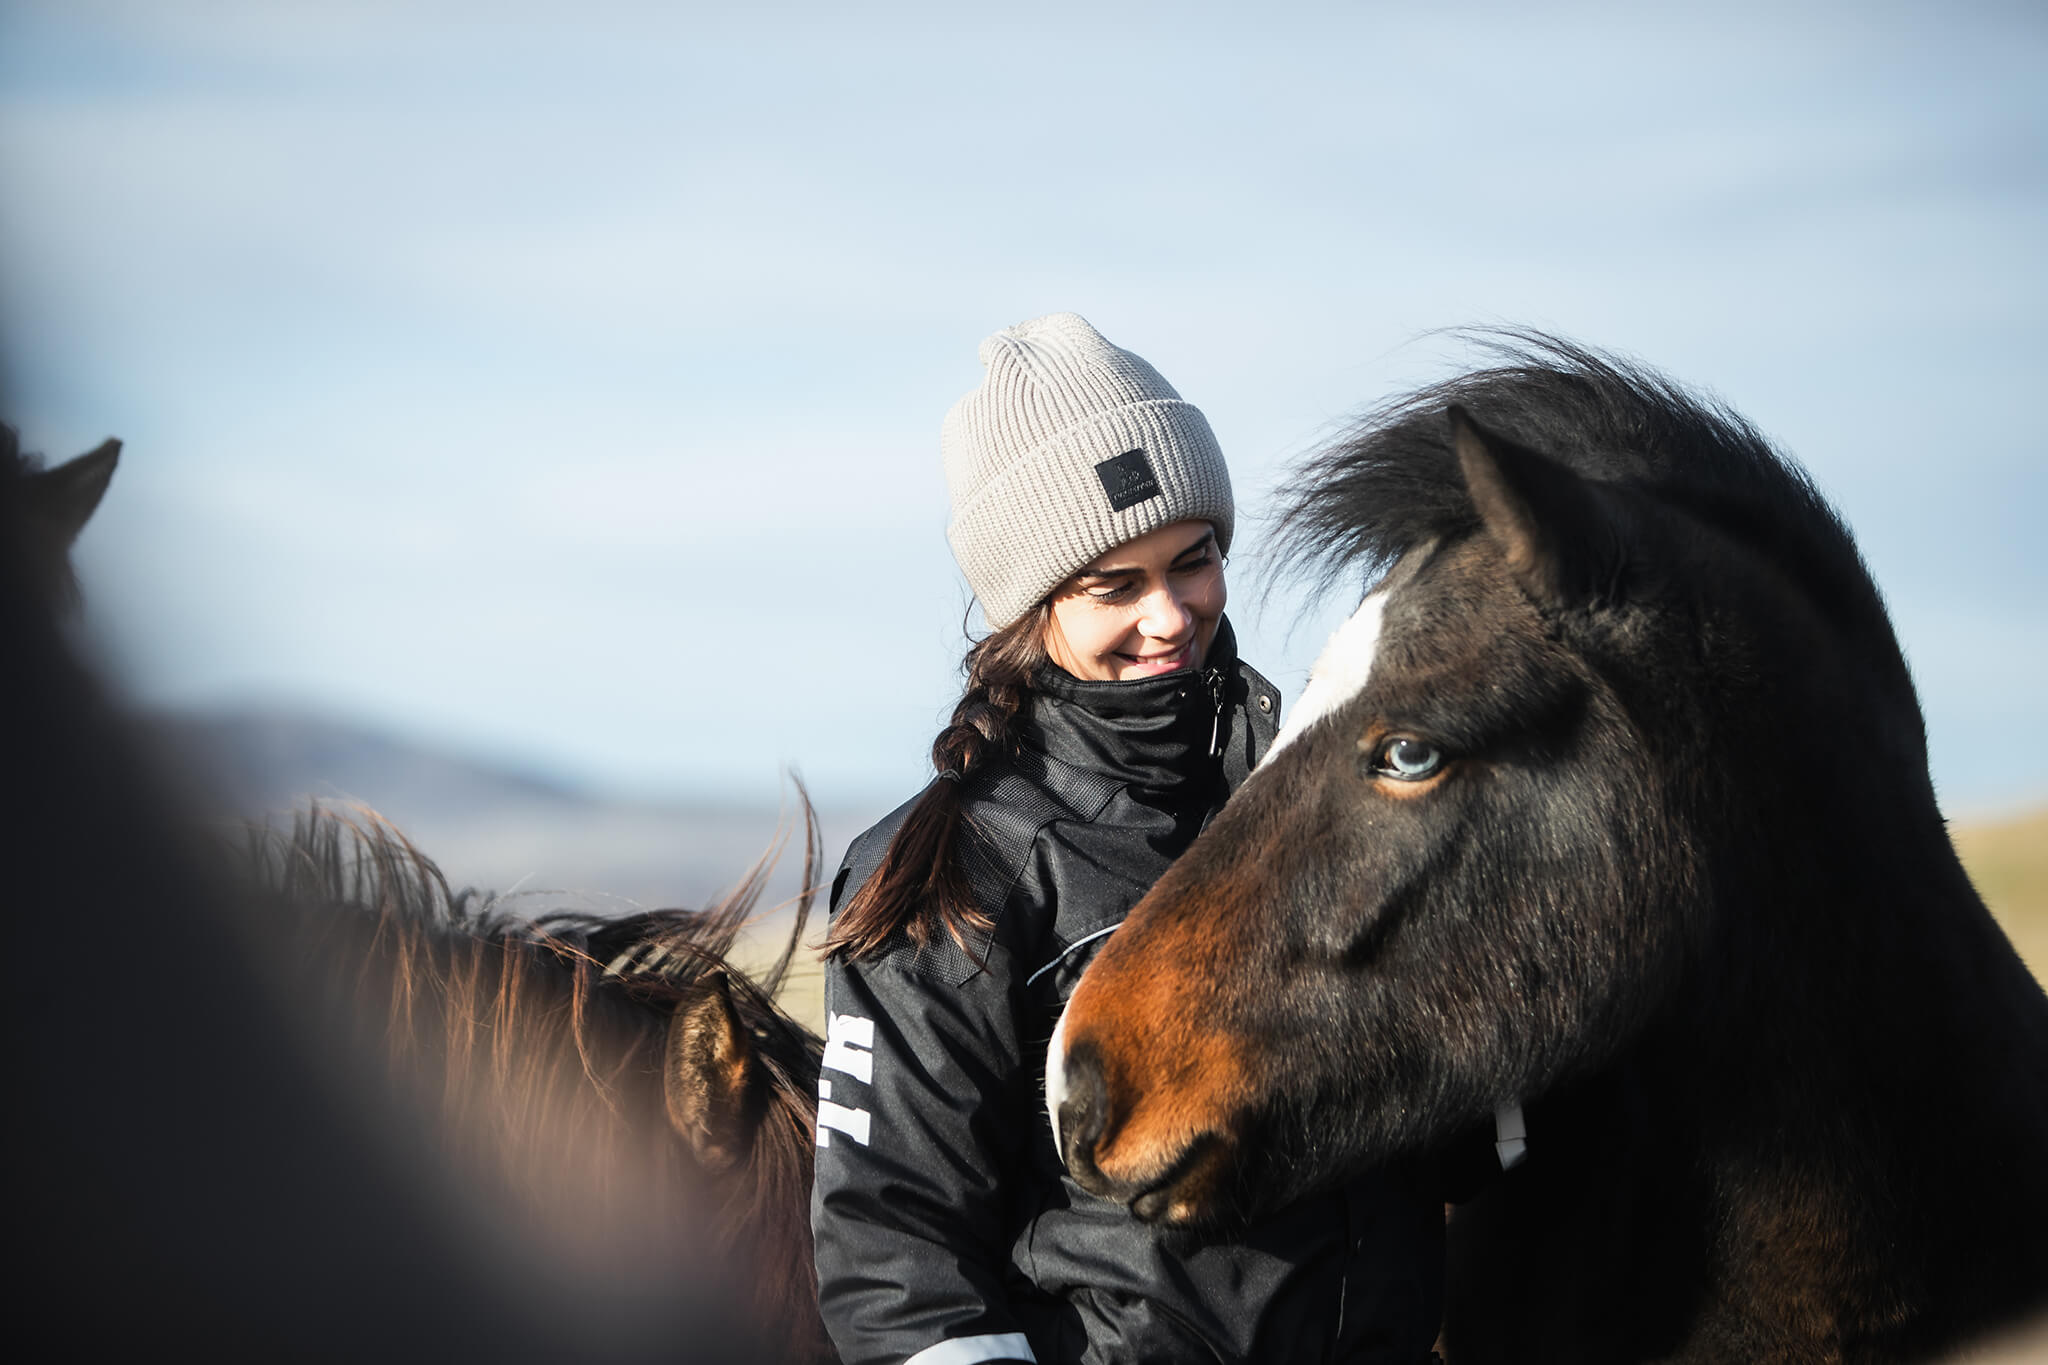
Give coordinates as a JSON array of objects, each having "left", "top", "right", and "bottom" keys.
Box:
[{"left": 1137, "top": 582, "right": 1194, "bottom": 639}]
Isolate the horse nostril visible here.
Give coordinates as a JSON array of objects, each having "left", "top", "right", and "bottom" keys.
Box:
[{"left": 1051, "top": 1034, "right": 1110, "bottom": 1182}]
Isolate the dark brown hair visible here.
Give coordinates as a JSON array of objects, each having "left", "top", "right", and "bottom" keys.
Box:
[{"left": 823, "top": 602, "right": 1053, "bottom": 961}]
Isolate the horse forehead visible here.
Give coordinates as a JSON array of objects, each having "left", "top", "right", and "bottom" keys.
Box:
[{"left": 1261, "top": 589, "right": 1393, "bottom": 765}]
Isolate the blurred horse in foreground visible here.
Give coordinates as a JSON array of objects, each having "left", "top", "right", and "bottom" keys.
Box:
[
  {"left": 2, "top": 428, "right": 831, "bottom": 1361},
  {"left": 1049, "top": 340, "right": 2048, "bottom": 1362},
  {"left": 249, "top": 803, "right": 832, "bottom": 1362}
]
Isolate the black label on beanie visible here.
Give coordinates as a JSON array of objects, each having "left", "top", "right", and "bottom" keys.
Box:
[{"left": 1096, "top": 449, "right": 1162, "bottom": 512}]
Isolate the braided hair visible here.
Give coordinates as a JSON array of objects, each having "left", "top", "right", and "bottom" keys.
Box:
[{"left": 822, "top": 602, "right": 1052, "bottom": 962}]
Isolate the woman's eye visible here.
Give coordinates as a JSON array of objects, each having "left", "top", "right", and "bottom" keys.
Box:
[
  {"left": 1374, "top": 737, "right": 1444, "bottom": 781},
  {"left": 1172, "top": 554, "right": 1214, "bottom": 575}
]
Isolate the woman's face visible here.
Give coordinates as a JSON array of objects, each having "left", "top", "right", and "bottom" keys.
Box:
[{"left": 1044, "top": 520, "right": 1226, "bottom": 681}]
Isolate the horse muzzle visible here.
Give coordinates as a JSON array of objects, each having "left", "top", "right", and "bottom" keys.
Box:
[{"left": 1048, "top": 1002, "right": 1248, "bottom": 1227}]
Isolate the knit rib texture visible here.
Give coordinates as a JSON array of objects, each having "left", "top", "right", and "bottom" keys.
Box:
[{"left": 941, "top": 312, "right": 1234, "bottom": 629}]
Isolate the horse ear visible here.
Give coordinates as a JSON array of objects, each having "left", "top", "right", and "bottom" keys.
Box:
[
  {"left": 665, "top": 969, "right": 764, "bottom": 1174},
  {"left": 1450, "top": 407, "right": 1619, "bottom": 608},
  {"left": 26, "top": 439, "right": 121, "bottom": 546}
]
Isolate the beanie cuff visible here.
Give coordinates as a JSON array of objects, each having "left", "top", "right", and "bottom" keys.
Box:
[{"left": 946, "top": 398, "right": 1234, "bottom": 629}]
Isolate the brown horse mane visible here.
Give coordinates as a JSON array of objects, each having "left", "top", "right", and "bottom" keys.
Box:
[{"left": 245, "top": 802, "right": 831, "bottom": 1362}]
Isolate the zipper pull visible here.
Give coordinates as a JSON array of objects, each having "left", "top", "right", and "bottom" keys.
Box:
[{"left": 1205, "top": 668, "right": 1227, "bottom": 757}]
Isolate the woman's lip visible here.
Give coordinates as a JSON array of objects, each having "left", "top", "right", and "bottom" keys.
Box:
[{"left": 1119, "top": 644, "right": 1193, "bottom": 671}]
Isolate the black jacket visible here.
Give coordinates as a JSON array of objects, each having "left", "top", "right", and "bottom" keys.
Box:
[{"left": 811, "top": 621, "right": 1445, "bottom": 1365}]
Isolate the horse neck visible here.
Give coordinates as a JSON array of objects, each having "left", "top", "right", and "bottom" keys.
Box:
[
  {"left": 1674, "top": 777, "right": 2033, "bottom": 1100},
  {"left": 1728, "top": 785, "right": 2035, "bottom": 1040},
  {"left": 1615, "top": 787, "right": 2048, "bottom": 1323}
]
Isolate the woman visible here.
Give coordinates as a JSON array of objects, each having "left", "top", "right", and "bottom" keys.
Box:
[{"left": 811, "top": 314, "right": 1444, "bottom": 1365}]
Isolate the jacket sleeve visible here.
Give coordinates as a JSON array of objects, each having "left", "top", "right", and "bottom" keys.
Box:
[{"left": 811, "top": 938, "right": 1041, "bottom": 1365}]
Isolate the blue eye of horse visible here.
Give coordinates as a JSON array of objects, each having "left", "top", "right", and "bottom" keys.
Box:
[{"left": 1377, "top": 738, "right": 1444, "bottom": 781}]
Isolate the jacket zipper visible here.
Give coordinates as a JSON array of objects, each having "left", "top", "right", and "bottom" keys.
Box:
[{"left": 1204, "top": 667, "right": 1227, "bottom": 758}]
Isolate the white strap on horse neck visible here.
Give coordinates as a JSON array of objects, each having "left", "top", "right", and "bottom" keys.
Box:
[{"left": 1494, "top": 1103, "right": 1528, "bottom": 1170}]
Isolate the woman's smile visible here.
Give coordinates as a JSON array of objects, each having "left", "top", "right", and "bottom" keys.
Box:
[
  {"left": 1044, "top": 520, "right": 1226, "bottom": 683},
  {"left": 1116, "top": 640, "right": 1196, "bottom": 676}
]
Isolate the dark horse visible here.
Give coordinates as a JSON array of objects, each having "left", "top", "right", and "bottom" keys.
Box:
[
  {"left": 2, "top": 427, "right": 832, "bottom": 1361},
  {"left": 1046, "top": 340, "right": 2048, "bottom": 1362}
]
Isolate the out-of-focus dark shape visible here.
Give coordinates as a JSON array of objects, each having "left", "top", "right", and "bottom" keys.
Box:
[
  {"left": 0, "top": 433, "right": 831, "bottom": 1361},
  {"left": 3, "top": 424, "right": 119, "bottom": 612}
]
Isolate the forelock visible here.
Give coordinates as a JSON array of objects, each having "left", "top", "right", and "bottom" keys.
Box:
[{"left": 1274, "top": 331, "right": 1870, "bottom": 619}]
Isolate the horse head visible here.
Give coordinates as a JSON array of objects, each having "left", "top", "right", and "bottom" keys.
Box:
[{"left": 1047, "top": 338, "right": 1945, "bottom": 1231}]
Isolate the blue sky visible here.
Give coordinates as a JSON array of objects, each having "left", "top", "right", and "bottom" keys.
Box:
[{"left": 3, "top": 0, "right": 2043, "bottom": 815}]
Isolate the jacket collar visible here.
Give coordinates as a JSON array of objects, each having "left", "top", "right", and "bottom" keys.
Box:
[{"left": 1018, "top": 617, "right": 1241, "bottom": 799}]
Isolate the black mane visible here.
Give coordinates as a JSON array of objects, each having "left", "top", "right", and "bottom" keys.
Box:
[{"left": 1276, "top": 333, "right": 1902, "bottom": 685}]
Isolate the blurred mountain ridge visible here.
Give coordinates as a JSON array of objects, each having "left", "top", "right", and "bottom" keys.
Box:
[{"left": 151, "top": 704, "right": 884, "bottom": 917}]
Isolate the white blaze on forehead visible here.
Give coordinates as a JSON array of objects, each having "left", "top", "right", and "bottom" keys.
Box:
[{"left": 1259, "top": 591, "right": 1390, "bottom": 767}]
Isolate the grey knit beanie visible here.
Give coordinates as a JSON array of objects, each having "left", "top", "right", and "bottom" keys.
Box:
[{"left": 942, "top": 312, "right": 1235, "bottom": 630}]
